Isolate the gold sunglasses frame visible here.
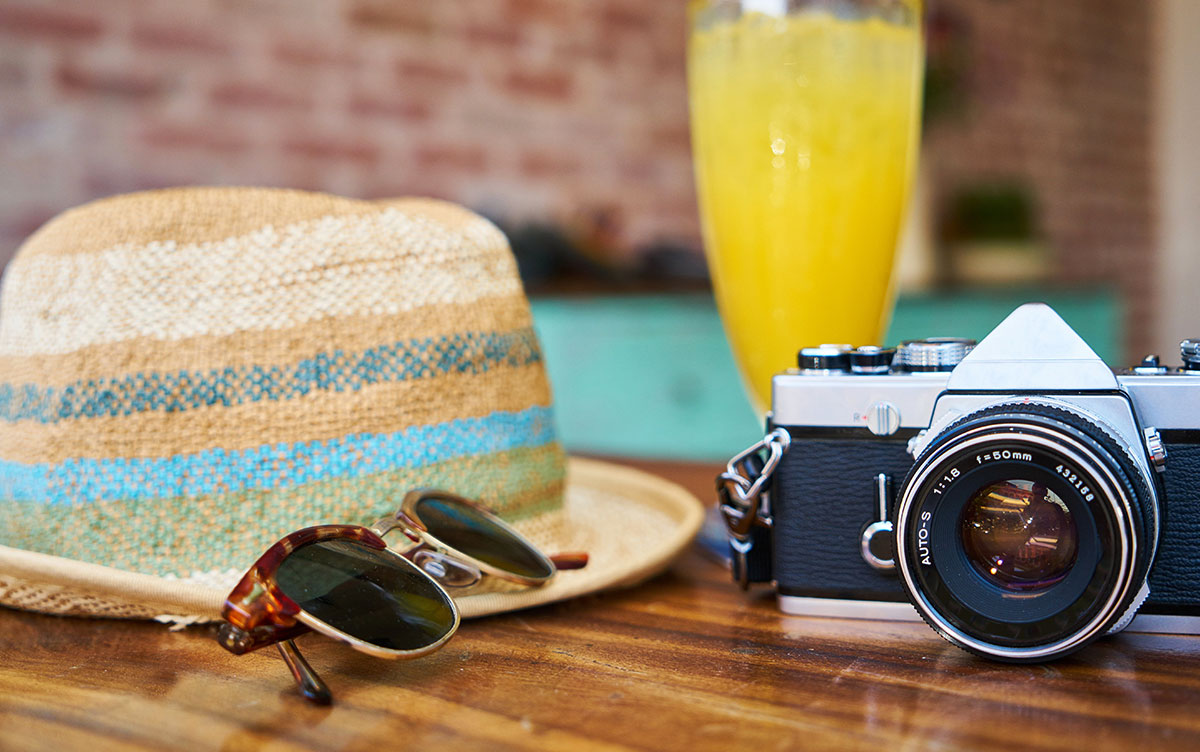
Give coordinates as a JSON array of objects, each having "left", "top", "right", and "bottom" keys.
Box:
[
  {"left": 369, "top": 489, "right": 559, "bottom": 588},
  {"left": 218, "top": 489, "right": 581, "bottom": 704}
]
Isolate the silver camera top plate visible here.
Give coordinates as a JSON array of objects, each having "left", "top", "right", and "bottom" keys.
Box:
[{"left": 773, "top": 303, "right": 1200, "bottom": 433}]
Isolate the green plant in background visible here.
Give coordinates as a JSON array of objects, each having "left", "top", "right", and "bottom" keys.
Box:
[
  {"left": 941, "top": 181, "right": 1046, "bottom": 285},
  {"left": 944, "top": 183, "right": 1037, "bottom": 243},
  {"left": 922, "top": 5, "right": 970, "bottom": 129}
]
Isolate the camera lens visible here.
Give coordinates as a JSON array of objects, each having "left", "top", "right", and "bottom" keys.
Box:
[
  {"left": 959, "top": 479, "right": 1078, "bottom": 591},
  {"left": 894, "top": 402, "right": 1158, "bottom": 662}
]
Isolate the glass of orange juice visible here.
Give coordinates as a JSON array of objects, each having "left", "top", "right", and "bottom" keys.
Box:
[{"left": 688, "top": 0, "right": 924, "bottom": 412}]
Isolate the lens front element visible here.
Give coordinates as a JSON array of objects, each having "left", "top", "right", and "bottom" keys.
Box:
[
  {"left": 894, "top": 402, "right": 1158, "bottom": 662},
  {"left": 960, "top": 479, "right": 1078, "bottom": 592}
]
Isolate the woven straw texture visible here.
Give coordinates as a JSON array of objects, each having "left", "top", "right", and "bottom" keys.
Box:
[{"left": 0, "top": 187, "right": 703, "bottom": 621}]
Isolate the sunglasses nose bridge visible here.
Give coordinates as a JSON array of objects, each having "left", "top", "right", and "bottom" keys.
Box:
[
  {"left": 367, "top": 514, "right": 420, "bottom": 543},
  {"left": 411, "top": 549, "right": 482, "bottom": 588}
]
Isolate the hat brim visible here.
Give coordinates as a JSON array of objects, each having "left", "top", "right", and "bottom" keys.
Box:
[
  {"left": 0, "top": 458, "right": 705, "bottom": 623},
  {"left": 457, "top": 457, "right": 705, "bottom": 618}
]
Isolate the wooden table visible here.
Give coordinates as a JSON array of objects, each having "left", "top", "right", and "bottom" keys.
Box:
[{"left": 3, "top": 459, "right": 1200, "bottom": 751}]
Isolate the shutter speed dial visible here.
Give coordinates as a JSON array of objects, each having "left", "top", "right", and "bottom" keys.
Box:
[{"left": 896, "top": 337, "right": 976, "bottom": 372}]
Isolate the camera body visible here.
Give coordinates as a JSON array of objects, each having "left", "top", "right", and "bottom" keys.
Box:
[{"left": 768, "top": 304, "right": 1200, "bottom": 660}]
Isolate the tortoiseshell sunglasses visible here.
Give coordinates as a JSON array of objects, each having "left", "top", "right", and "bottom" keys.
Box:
[{"left": 216, "top": 489, "right": 587, "bottom": 704}]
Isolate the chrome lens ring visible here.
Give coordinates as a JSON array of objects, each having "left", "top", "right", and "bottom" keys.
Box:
[{"left": 895, "top": 409, "right": 1156, "bottom": 661}]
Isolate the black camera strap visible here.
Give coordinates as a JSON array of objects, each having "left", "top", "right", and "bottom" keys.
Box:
[{"left": 716, "top": 428, "right": 790, "bottom": 589}]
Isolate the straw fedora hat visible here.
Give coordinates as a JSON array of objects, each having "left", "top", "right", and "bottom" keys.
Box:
[{"left": 0, "top": 187, "right": 703, "bottom": 622}]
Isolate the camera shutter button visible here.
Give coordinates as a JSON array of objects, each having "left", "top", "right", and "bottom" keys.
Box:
[
  {"left": 866, "top": 401, "right": 901, "bottom": 436},
  {"left": 850, "top": 345, "right": 895, "bottom": 374}
]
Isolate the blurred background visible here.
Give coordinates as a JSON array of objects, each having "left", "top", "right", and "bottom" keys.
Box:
[{"left": 1, "top": 0, "right": 1197, "bottom": 460}]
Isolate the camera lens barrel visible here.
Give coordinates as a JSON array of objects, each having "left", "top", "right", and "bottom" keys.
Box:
[{"left": 894, "top": 402, "right": 1158, "bottom": 661}]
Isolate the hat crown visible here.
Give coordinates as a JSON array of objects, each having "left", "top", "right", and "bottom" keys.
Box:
[{"left": 0, "top": 188, "right": 564, "bottom": 585}]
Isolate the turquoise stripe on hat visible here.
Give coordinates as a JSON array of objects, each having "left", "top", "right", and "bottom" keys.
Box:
[
  {"left": 0, "top": 406, "right": 556, "bottom": 505},
  {"left": 0, "top": 327, "right": 542, "bottom": 424}
]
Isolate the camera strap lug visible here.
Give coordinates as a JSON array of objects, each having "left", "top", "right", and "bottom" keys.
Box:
[{"left": 717, "top": 427, "right": 790, "bottom": 589}]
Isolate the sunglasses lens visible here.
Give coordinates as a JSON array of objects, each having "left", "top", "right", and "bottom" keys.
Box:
[
  {"left": 275, "top": 539, "right": 456, "bottom": 652},
  {"left": 414, "top": 495, "right": 555, "bottom": 580}
]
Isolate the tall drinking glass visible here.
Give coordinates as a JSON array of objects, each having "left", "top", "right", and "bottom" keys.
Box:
[{"left": 688, "top": 0, "right": 924, "bottom": 412}]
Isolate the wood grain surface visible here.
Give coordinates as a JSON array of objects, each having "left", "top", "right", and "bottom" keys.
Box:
[{"left": 2, "top": 459, "right": 1200, "bottom": 752}]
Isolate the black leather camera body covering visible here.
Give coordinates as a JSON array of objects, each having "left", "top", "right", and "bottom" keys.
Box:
[
  {"left": 770, "top": 427, "right": 912, "bottom": 603},
  {"left": 1147, "top": 434, "right": 1200, "bottom": 611},
  {"left": 769, "top": 426, "right": 1200, "bottom": 616}
]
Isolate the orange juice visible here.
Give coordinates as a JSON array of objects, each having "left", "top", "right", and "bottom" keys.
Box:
[{"left": 688, "top": 5, "right": 924, "bottom": 410}]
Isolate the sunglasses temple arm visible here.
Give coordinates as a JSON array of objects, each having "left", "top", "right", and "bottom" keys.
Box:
[
  {"left": 550, "top": 552, "right": 589, "bottom": 570},
  {"left": 277, "top": 639, "right": 332, "bottom": 705}
]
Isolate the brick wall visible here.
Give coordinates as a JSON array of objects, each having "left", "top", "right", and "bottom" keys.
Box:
[
  {"left": 0, "top": 0, "right": 1156, "bottom": 354},
  {"left": 924, "top": 0, "right": 1155, "bottom": 358},
  {"left": 0, "top": 0, "right": 696, "bottom": 266}
]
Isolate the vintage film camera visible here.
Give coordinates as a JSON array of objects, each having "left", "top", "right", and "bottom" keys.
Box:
[{"left": 721, "top": 303, "right": 1200, "bottom": 661}]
